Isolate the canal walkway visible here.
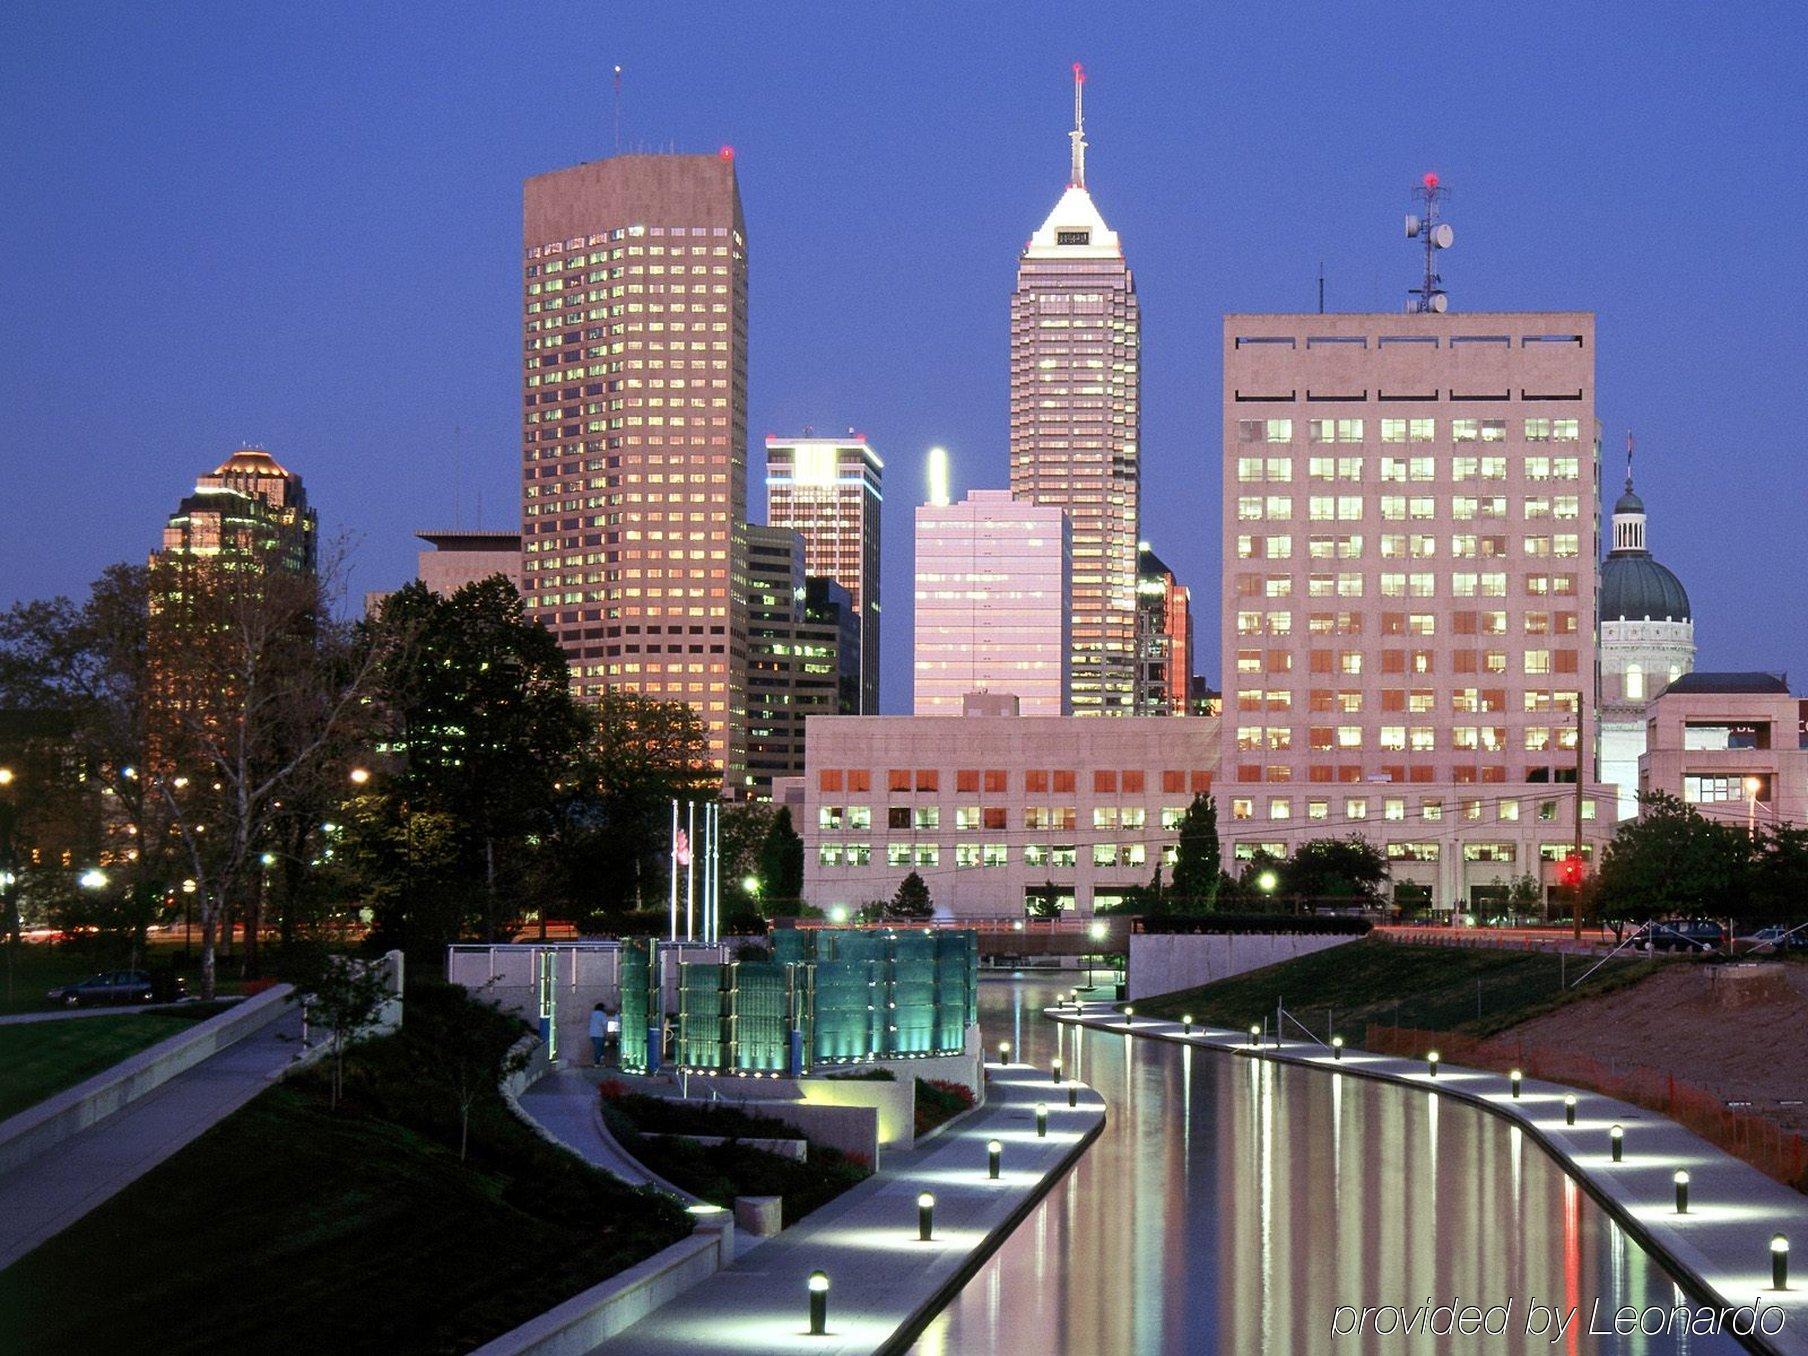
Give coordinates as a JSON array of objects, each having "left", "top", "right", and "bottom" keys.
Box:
[
  {"left": 1055, "top": 1003, "right": 1808, "bottom": 1356},
  {"left": 595, "top": 1061, "right": 1105, "bottom": 1355}
]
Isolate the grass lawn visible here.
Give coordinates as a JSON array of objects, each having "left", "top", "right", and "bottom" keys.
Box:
[
  {"left": 0, "top": 941, "right": 245, "bottom": 1016},
  {"left": 0, "top": 1013, "right": 198, "bottom": 1121},
  {"left": 0, "top": 983, "right": 691, "bottom": 1355},
  {"left": 1131, "top": 937, "right": 1658, "bottom": 1040}
]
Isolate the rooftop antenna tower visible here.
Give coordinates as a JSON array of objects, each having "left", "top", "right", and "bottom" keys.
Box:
[
  {"left": 1404, "top": 172, "right": 1454, "bottom": 312},
  {"left": 1068, "top": 63, "right": 1087, "bottom": 188},
  {"left": 612, "top": 65, "right": 623, "bottom": 154}
]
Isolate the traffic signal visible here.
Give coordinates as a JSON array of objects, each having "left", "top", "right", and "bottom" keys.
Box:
[{"left": 1556, "top": 854, "right": 1585, "bottom": 888}]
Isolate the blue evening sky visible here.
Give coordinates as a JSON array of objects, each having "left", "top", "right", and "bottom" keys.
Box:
[{"left": 3, "top": 3, "right": 1804, "bottom": 712}]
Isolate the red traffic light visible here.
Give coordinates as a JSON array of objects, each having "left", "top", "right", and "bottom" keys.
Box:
[{"left": 1556, "top": 855, "right": 1585, "bottom": 888}]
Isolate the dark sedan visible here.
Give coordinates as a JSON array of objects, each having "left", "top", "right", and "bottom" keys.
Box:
[{"left": 46, "top": 970, "right": 157, "bottom": 1007}]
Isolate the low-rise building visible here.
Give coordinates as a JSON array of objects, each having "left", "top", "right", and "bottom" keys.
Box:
[
  {"left": 1639, "top": 672, "right": 1808, "bottom": 830},
  {"left": 801, "top": 696, "right": 1220, "bottom": 918}
]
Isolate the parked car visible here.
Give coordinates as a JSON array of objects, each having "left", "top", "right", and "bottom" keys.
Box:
[
  {"left": 46, "top": 970, "right": 156, "bottom": 1007},
  {"left": 1748, "top": 924, "right": 1808, "bottom": 953},
  {"left": 1629, "top": 919, "right": 1724, "bottom": 953}
]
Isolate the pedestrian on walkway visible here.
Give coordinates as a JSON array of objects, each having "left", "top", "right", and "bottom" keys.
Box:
[
  {"left": 605, "top": 1005, "right": 621, "bottom": 1059},
  {"left": 589, "top": 1002, "right": 609, "bottom": 1065}
]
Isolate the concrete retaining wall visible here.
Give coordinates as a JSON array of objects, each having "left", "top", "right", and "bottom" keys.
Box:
[
  {"left": 681, "top": 1070, "right": 909, "bottom": 1154},
  {"left": 1127, "top": 931, "right": 1362, "bottom": 1001},
  {"left": 470, "top": 1219, "right": 733, "bottom": 1356},
  {"left": 0, "top": 983, "right": 295, "bottom": 1177}
]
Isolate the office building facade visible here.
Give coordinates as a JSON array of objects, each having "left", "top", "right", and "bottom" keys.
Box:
[
  {"left": 1134, "top": 546, "right": 1192, "bottom": 716},
  {"left": 521, "top": 152, "right": 748, "bottom": 780},
  {"left": 1220, "top": 312, "right": 1612, "bottom": 908},
  {"left": 913, "top": 490, "right": 1070, "bottom": 717},
  {"left": 765, "top": 435, "right": 882, "bottom": 712},
  {"left": 745, "top": 526, "right": 842, "bottom": 796}
]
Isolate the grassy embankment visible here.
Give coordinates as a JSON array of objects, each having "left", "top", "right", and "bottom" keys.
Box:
[
  {"left": 0, "top": 942, "right": 247, "bottom": 1016},
  {"left": 1131, "top": 937, "right": 1659, "bottom": 1041},
  {"left": 0, "top": 981, "right": 690, "bottom": 1355},
  {"left": 0, "top": 1011, "right": 208, "bottom": 1121}
]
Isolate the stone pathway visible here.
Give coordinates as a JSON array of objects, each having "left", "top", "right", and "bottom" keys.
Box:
[
  {"left": 0, "top": 1003, "right": 304, "bottom": 1271},
  {"left": 517, "top": 1066, "right": 699, "bottom": 1200},
  {"left": 1058, "top": 1003, "right": 1808, "bottom": 1356},
  {"left": 595, "top": 1062, "right": 1104, "bottom": 1355}
]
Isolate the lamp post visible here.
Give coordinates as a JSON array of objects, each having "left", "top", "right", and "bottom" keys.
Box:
[
  {"left": 987, "top": 1138, "right": 1002, "bottom": 1179},
  {"left": 1610, "top": 1124, "right": 1623, "bottom": 1162},
  {"left": 1036, "top": 1102, "right": 1048, "bottom": 1137},
  {"left": 1564, "top": 1094, "right": 1576, "bottom": 1125},
  {"left": 1746, "top": 777, "right": 1762, "bottom": 841},
  {"left": 1673, "top": 1170, "right": 1689, "bottom": 1214},
  {"left": 917, "top": 1192, "right": 935, "bottom": 1241},
  {"left": 1331, "top": 1035, "right": 1344, "bottom": 1060},
  {"left": 1509, "top": 1069, "right": 1523, "bottom": 1100},
  {"left": 1051, "top": 1056, "right": 1063, "bottom": 1083},
  {"left": 0, "top": 766, "right": 17, "bottom": 1004},
  {"left": 807, "top": 1270, "right": 829, "bottom": 1335},
  {"left": 1426, "top": 1050, "right": 1440, "bottom": 1078}
]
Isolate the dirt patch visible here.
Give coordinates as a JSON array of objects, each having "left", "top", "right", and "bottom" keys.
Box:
[{"left": 1503, "top": 963, "right": 1808, "bottom": 1133}]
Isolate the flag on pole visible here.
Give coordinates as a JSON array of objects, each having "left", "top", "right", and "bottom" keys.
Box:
[{"left": 674, "top": 829, "right": 692, "bottom": 868}]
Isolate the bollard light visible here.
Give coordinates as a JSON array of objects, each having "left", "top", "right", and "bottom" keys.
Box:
[
  {"left": 1426, "top": 1051, "right": 1440, "bottom": 1078},
  {"left": 1183, "top": 1013, "right": 1193, "bottom": 1035},
  {"left": 1123, "top": 1006, "right": 1135, "bottom": 1028},
  {"left": 1610, "top": 1124, "right": 1623, "bottom": 1162},
  {"left": 1036, "top": 1102, "right": 1048, "bottom": 1137},
  {"left": 1674, "top": 1170, "right": 1689, "bottom": 1214},
  {"left": 998, "top": 1040, "right": 1011, "bottom": 1064},
  {"left": 1067, "top": 1081, "right": 1078, "bottom": 1107},
  {"left": 1564, "top": 1094, "right": 1576, "bottom": 1126},
  {"left": 917, "top": 1192, "right": 935, "bottom": 1241},
  {"left": 987, "top": 1138, "right": 1002, "bottom": 1180},
  {"left": 1510, "top": 1069, "right": 1523, "bottom": 1100},
  {"left": 1331, "top": 1035, "right": 1344, "bottom": 1060},
  {"left": 1773, "top": 1234, "right": 1790, "bottom": 1291},
  {"left": 808, "top": 1270, "right": 829, "bottom": 1335},
  {"left": 1249, "top": 1024, "right": 1260, "bottom": 1047},
  {"left": 1051, "top": 1056, "right": 1063, "bottom": 1083}
]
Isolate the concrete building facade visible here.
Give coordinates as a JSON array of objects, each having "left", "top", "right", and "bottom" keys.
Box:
[
  {"left": 801, "top": 700, "right": 1221, "bottom": 918},
  {"left": 764, "top": 435, "right": 882, "bottom": 713},
  {"left": 415, "top": 530, "right": 523, "bottom": 598},
  {"left": 913, "top": 490, "right": 1070, "bottom": 717},
  {"left": 1639, "top": 673, "right": 1808, "bottom": 831},
  {"left": 521, "top": 152, "right": 748, "bottom": 781},
  {"left": 1009, "top": 67, "right": 1140, "bottom": 717},
  {"left": 1219, "top": 312, "right": 1612, "bottom": 909}
]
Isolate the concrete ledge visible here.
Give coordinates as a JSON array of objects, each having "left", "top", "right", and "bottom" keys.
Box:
[
  {"left": 1127, "top": 930, "right": 1361, "bottom": 1001},
  {"left": 472, "top": 1220, "right": 733, "bottom": 1356},
  {"left": 644, "top": 1133, "right": 807, "bottom": 1162},
  {"left": 0, "top": 983, "right": 295, "bottom": 1178},
  {"left": 1055, "top": 1005, "right": 1808, "bottom": 1356}
]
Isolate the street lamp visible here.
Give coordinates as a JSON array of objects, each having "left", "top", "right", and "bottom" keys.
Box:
[
  {"left": 349, "top": 767, "right": 371, "bottom": 786},
  {"left": 1256, "top": 870, "right": 1278, "bottom": 894},
  {"left": 1745, "top": 776, "right": 1762, "bottom": 840},
  {"left": 79, "top": 868, "right": 109, "bottom": 891},
  {"left": 742, "top": 874, "right": 760, "bottom": 897},
  {"left": 0, "top": 767, "right": 13, "bottom": 787}
]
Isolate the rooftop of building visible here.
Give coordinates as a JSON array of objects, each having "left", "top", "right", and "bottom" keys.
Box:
[
  {"left": 1662, "top": 672, "right": 1791, "bottom": 696},
  {"left": 416, "top": 531, "right": 522, "bottom": 552}
]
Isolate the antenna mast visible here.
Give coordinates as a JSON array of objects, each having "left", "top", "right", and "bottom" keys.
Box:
[
  {"left": 1069, "top": 63, "right": 1087, "bottom": 188},
  {"left": 612, "top": 65, "right": 623, "bottom": 154},
  {"left": 1404, "top": 172, "right": 1454, "bottom": 312}
]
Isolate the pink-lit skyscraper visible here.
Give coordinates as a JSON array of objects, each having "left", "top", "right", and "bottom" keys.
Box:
[
  {"left": 1009, "top": 65, "right": 1140, "bottom": 717},
  {"left": 914, "top": 490, "right": 1070, "bottom": 717}
]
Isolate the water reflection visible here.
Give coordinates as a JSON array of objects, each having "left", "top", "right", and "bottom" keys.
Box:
[{"left": 913, "top": 977, "right": 1742, "bottom": 1354}]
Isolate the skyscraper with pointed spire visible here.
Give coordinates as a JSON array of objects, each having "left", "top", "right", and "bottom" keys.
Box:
[{"left": 1010, "top": 64, "right": 1141, "bottom": 716}]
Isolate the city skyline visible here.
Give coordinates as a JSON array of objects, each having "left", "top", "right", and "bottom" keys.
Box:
[{"left": 4, "top": 6, "right": 1806, "bottom": 713}]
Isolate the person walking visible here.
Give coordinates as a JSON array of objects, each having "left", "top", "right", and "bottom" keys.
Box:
[
  {"left": 589, "top": 1002, "right": 609, "bottom": 1065},
  {"left": 604, "top": 1005, "right": 621, "bottom": 1059}
]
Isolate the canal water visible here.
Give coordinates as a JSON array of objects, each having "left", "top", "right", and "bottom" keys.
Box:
[{"left": 911, "top": 976, "right": 1747, "bottom": 1355}]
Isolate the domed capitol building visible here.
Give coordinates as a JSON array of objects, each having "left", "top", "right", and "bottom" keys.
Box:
[{"left": 1597, "top": 445, "right": 1696, "bottom": 819}]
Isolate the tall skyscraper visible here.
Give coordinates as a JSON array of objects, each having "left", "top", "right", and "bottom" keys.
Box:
[
  {"left": 1009, "top": 65, "right": 1140, "bottom": 717},
  {"left": 521, "top": 152, "right": 748, "bottom": 780},
  {"left": 764, "top": 434, "right": 882, "bottom": 712},
  {"left": 148, "top": 448, "right": 318, "bottom": 763},
  {"left": 745, "top": 525, "right": 842, "bottom": 795},
  {"left": 1220, "top": 311, "right": 1611, "bottom": 910},
  {"left": 914, "top": 489, "right": 1070, "bottom": 717},
  {"left": 1135, "top": 545, "right": 1193, "bottom": 716}
]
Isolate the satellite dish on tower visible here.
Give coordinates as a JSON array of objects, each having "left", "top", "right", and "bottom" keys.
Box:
[
  {"left": 1430, "top": 293, "right": 1448, "bottom": 313},
  {"left": 1432, "top": 222, "right": 1454, "bottom": 249},
  {"left": 1405, "top": 214, "right": 1422, "bottom": 239}
]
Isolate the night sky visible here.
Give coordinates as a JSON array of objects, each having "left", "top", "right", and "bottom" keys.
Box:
[{"left": 4, "top": 3, "right": 1804, "bottom": 712}]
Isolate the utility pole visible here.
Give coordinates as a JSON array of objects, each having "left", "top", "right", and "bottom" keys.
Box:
[{"left": 1572, "top": 690, "right": 1586, "bottom": 942}]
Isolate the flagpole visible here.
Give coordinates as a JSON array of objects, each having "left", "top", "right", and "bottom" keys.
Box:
[
  {"left": 709, "top": 801, "right": 719, "bottom": 945},
  {"left": 668, "top": 799, "right": 679, "bottom": 942},
  {"left": 686, "top": 801, "right": 696, "bottom": 942}
]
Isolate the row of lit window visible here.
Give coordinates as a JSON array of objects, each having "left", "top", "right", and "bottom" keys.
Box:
[
  {"left": 814, "top": 843, "right": 1172, "bottom": 869},
  {"left": 1238, "top": 534, "right": 1581, "bottom": 560},
  {"left": 1237, "top": 495, "right": 1583, "bottom": 521},
  {"left": 1234, "top": 688, "right": 1582, "bottom": 714},
  {"left": 1237, "top": 418, "right": 1581, "bottom": 444},
  {"left": 817, "top": 804, "right": 1191, "bottom": 832},
  {"left": 1236, "top": 456, "right": 1582, "bottom": 483},
  {"left": 1235, "top": 725, "right": 1580, "bottom": 752},
  {"left": 1228, "top": 797, "right": 1597, "bottom": 822}
]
